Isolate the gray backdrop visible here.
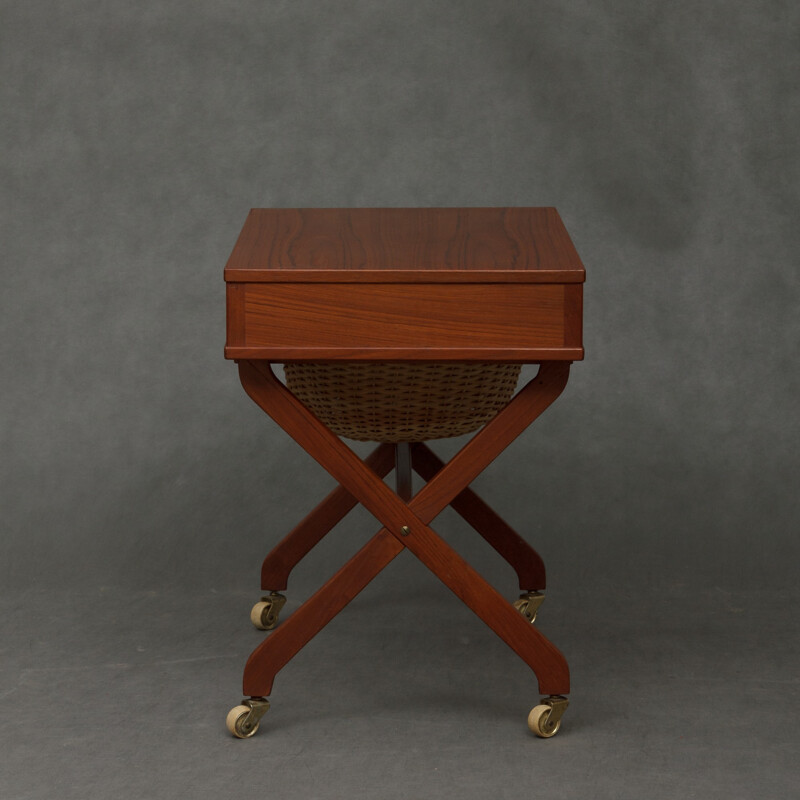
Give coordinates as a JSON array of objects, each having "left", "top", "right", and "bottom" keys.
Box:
[
  {"left": 1, "top": 3, "right": 799, "bottom": 798},
  {"left": 3, "top": 0, "right": 797, "bottom": 593}
]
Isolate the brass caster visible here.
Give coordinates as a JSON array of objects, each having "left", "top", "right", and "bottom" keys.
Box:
[
  {"left": 250, "top": 592, "right": 287, "bottom": 631},
  {"left": 226, "top": 697, "right": 270, "bottom": 739},
  {"left": 513, "top": 591, "right": 545, "bottom": 623},
  {"left": 528, "top": 695, "right": 568, "bottom": 739}
]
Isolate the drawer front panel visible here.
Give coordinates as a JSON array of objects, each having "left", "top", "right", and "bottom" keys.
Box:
[{"left": 227, "top": 282, "right": 582, "bottom": 359}]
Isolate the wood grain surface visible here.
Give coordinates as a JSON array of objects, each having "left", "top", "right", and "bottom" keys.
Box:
[
  {"left": 241, "top": 283, "right": 570, "bottom": 349},
  {"left": 225, "top": 207, "right": 586, "bottom": 283},
  {"left": 224, "top": 207, "right": 584, "bottom": 361}
]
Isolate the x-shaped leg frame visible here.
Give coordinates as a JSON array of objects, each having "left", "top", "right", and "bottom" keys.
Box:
[
  {"left": 237, "top": 360, "right": 571, "bottom": 700},
  {"left": 258, "top": 441, "right": 546, "bottom": 595}
]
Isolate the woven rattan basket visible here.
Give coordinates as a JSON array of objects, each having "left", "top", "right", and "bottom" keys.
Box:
[{"left": 283, "top": 362, "right": 521, "bottom": 443}]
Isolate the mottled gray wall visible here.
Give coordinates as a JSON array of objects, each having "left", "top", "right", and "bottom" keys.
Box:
[{"left": 2, "top": 1, "right": 798, "bottom": 594}]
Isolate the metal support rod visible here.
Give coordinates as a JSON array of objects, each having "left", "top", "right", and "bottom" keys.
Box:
[{"left": 395, "top": 442, "right": 412, "bottom": 500}]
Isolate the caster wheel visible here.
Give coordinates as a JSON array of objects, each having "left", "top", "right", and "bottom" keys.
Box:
[
  {"left": 527, "top": 695, "right": 568, "bottom": 739},
  {"left": 528, "top": 705, "right": 560, "bottom": 738},
  {"left": 226, "top": 698, "right": 270, "bottom": 739},
  {"left": 226, "top": 705, "right": 259, "bottom": 739},
  {"left": 514, "top": 592, "right": 545, "bottom": 624},
  {"left": 250, "top": 592, "right": 287, "bottom": 631}
]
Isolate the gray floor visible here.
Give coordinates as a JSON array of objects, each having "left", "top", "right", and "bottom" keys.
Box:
[{"left": 2, "top": 561, "right": 798, "bottom": 800}]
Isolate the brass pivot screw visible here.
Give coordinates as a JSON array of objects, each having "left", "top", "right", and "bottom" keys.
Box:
[{"left": 400, "top": 525, "right": 411, "bottom": 536}]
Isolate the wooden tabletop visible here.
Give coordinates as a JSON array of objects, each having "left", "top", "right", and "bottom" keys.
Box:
[
  {"left": 225, "top": 207, "right": 585, "bottom": 284},
  {"left": 225, "top": 208, "right": 585, "bottom": 362}
]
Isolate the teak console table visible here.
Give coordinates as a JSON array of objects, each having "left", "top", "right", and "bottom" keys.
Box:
[{"left": 223, "top": 207, "right": 585, "bottom": 739}]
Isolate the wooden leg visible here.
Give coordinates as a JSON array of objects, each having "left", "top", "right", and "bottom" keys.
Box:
[
  {"left": 410, "top": 442, "right": 546, "bottom": 592},
  {"left": 260, "top": 443, "right": 395, "bottom": 590},
  {"left": 244, "top": 530, "right": 404, "bottom": 697},
  {"left": 238, "top": 360, "right": 571, "bottom": 695}
]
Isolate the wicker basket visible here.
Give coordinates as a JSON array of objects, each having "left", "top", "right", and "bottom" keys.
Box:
[{"left": 283, "top": 362, "right": 521, "bottom": 443}]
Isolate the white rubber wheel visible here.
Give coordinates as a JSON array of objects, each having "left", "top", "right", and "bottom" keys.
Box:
[
  {"left": 226, "top": 705, "right": 258, "bottom": 739},
  {"left": 250, "top": 601, "right": 271, "bottom": 630},
  {"left": 528, "top": 704, "right": 560, "bottom": 738}
]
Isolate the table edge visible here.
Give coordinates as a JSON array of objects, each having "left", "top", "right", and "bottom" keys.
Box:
[
  {"left": 224, "top": 346, "right": 585, "bottom": 362},
  {"left": 224, "top": 269, "right": 585, "bottom": 284}
]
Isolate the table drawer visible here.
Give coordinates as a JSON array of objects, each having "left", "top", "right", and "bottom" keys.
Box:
[{"left": 226, "top": 282, "right": 582, "bottom": 361}]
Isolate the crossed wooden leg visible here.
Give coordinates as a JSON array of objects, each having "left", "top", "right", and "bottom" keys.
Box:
[
  {"left": 258, "top": 440, "right": 543, "bottom": 593},
  {"left": 235, "top": 359, "right": 572, "bottom": 706},
  {"left": 259, "top": 443, "right": 396, "bottom": 591},
  {"left": 410, "top": 442, "right": 547, "bottom": 592}
]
